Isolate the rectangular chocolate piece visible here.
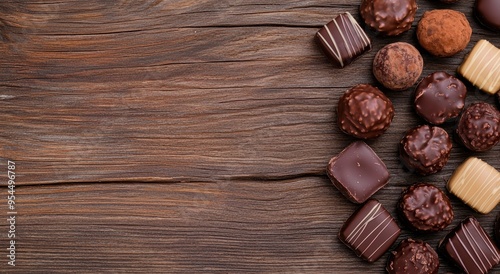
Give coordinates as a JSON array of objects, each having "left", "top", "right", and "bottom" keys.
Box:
[
  {"left": 316, "top": 12, "right": 371, "bottom": 68},
  {"left": 338, "top": 199, "right": 400, "bottom": 263},
  {"left": 447, "top": 157, "right": 500, "bottom": 214},
  {"left": 458, "top": 39, "right": 500, "bottom": 94},
  {"left": 439, "top": 217, "right": 500, "bottom": 274},
  {"left": 327, "top": 141, "right": 389, "bottom": 203}
]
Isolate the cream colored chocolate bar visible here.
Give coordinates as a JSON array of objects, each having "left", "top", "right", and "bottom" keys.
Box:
[
  {"left": 458, "top": 40, "right": 500, "bottom": 94},
  {"left": 447, "top": 157, "right": 500, "bottom": 214}
]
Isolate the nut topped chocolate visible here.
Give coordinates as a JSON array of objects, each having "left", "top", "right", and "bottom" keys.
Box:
[
  {"left": 414, "top": 72, "right": 467, "bottom": 125},
  {"left": 457, "top": 102, "right": 500, "bottom": 152},
  {"left": 398, "top": 183, "right": 453, "bottom": 232},
  {"left": 399, "top": 125, "right": 452, "bottom": 175},
  {"left": 360, "top": 0, "right": 417, "bottom": 36},
  {"left": 316, "top": 12, "right": 372, "bottom": 68},
  {"left": 386, "top": 238, "right": 439, "bottom": 274},
  {"left": 337, "top": 84, "right": 394, "bottom": 139}
]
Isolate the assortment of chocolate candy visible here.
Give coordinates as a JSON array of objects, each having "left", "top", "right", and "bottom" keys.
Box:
[{"left": 316, "top": 0, "right": 500, "bottom": 272}]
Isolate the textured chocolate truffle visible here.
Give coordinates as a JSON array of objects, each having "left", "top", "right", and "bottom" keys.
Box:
[
  {"left": 337, "top": 84, "right": 394, "bottom": 139},
  {"left": 360, "top": 0, "right": 417, "bottom": 36},
  {"left": 417, "top": 10, "right": 472, "bottom": 57},
  {"left": 399, "top": 125, "right": 452, "bottom": 175},
  {"left": 457, "top": 102, "right": 500, "bottom": 152},
  {"left": 386, "top": 238, "right": 439, "bottom": 274},
  {"left": 398, "top": 183, "right": 453, "bottom": 232},
  {"left": 414, "top": 72, "right": 467, "bottom": 125},
  {"left": 373, "top": 42, "right": 423, "bottom": 91},
  {"left": 475, "top": 0, "right": 500, "bottom": 31}
]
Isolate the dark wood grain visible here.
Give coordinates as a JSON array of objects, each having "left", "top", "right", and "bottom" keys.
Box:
[{"left": 0, "top": 0, "right": 499, "bottom": 273}]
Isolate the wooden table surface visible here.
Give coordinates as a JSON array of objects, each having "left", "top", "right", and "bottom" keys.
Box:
[{"left": 0, "top": 1, "right": 499, "bottom": 273}]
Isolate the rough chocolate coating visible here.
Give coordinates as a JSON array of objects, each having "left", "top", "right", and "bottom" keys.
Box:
[
  {"left": 457, "top": 102, "right": 500, "bottom": 152},
  {"left": 414, "top": 72, "right": 467, "bottom": 125},
  {"left": 417, "top": 10, "right": 472, "bottom": 57},
  {"left": 360, "top": 0, "right": 417, "bottom": 36},
  {"left": 373, "top": 42, "right": 423, "bottom": 91},
  {"left": 475, "top": 0, "right": 500, "bottom": 31},
  {"left": 398, "top": 183, "right": 454, "bottom": 232},
  {"left": 337, "top": 84, "right": 394, "bottom": 139},
  {"left": 386, "top": 238, "right": 439, "bottom": 274},
  {"left": 399, "top": 125, "right": 452, "bottom": 175}
]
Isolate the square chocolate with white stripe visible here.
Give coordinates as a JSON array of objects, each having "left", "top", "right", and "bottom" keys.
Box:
[
  {"left": 439, "top": 217, "right": 500, "bottom": 274},
  {"left": 338, "top": 199, "right": 400, "bottom": 263},
  {"left": 316, "top": 12, "right": 372, "bottom": 68}
]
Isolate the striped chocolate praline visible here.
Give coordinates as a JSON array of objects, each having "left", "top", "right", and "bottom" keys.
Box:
[{"left": 316, "top": 12, "right": 371, "bottom": 68}]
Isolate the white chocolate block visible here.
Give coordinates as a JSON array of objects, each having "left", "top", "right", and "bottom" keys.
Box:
[
  {"left": 458, "top": 40, "right": 500, "bottom": 94},
  {"left": 447, "top": 157, "right": 500, "bottom": 214}
]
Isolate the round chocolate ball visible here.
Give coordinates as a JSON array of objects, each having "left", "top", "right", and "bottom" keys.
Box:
[
  {"left": 360, "top": 0, "right": 417, "bottom": 36},
  {"left": 398, "top": 183, "right": 454, "bottom": 232},
  {"left": 457, "top": 102, "right": 500, "bottom": 152},
  {"left": 399, "top": 125, "right": 452, "bottom": 175},
  {"left": 475, "top": 0, "right": 500, "bottom": 31},
  {"left": 337, "top": 84, "right": 394, "bottom": 139},
  {"left": 417, "top": 10, "right": 472, "bottom": 57},
  {"left": 414, "top": 72, "right": 467, "bottom": 125},
  {"left": 386, "top": 238, "right": 439, "bottom": 274},
  {"left": 373, "top": 42, "right": 423, "bottom": 91}
]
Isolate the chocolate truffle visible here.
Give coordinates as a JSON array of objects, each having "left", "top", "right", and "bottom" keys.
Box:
[
  {"left": 414, "top": 72, "right": 467, "bottom": 125},
  {"left": 360, "top": 0, "right": 417, "bottom": 36},
  {"left": 439, "top": 217, "right": 500, "bottom": 274},
  {"left": 417, "top": 10, "right": 472, "bottom": 57},
  {"left": 447, "top": 157, "right": 500, "bottom": 214},
  {"left": 327, "top": 141, "right": 390, "bottom": 204},
  {"left": 398, "top": 183, "right": 453, "bottom": 232},
  {"left": 339, "top": 199, "right": 400, "bottom": 262},
  {"left": 458, "top": 40, "right": 500, "bottom": 95},
  {"left": 386, "top": 238, "right": 439, "bottom": 274},
  {"left": 337, "top": 84, "right": 394, "bottom": 139},
  {"left": 316, "top": 12, "right": 372, "bottom": 68},
  {"left": 457, "top": 102, "right": 500, "bottom": 152},
  {"left": 496, "top": 213, "right": 500, "bottom": 246},
  {"left": 475, "top": 0, "right": 500, "bottom": 31},
  {"left": 373, "top": 42, "right": 423, "bottom": 91},
  {"left": 399, "top": 125, "right": 452, "bottom": 175}
]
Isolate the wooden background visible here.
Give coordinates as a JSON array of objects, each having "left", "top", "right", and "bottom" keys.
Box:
[{"left": 0, "top": 0, "right": 499, "bottom": 273}]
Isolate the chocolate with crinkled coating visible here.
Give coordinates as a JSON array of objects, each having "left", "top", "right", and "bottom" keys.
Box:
[
  {"left": 360, "top": 0, "right": 417, "bottom": 36},
  {"left": 386, "top": 238, "right": 439, "bottom": 274},
  {"left": 414, "top": 72, "right": 466, "bottom": 125},
  {"left": 457, "top": 102, "right": 500, "bottom": 152},
  {"left": 398, "top": 183, "right": 453, "bottom": 232},
  {"left": 337, "top": 84, "right": 394, "bottom": 139},
  {"left": 399, "top": 125, "right": 452, "bottom": 175}
]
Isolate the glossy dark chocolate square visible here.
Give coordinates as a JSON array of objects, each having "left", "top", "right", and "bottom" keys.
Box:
[
  {"left": 439, "top": 217, "right": 500, "bottom": 274},
  {"left": 338, "top": 199, "right": 400, "bottom": 263},
  {"left": 327, "top": 141, "right": 389, "bottom": 203},
  {"left": 316, "top": 12, "right": 371, "bottom": 68}
]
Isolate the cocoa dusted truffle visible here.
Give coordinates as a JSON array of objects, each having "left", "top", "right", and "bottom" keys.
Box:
[
  {"left": 414, "top": 72, "right": 467, "bottom": 125},
  {"left": 398, "top": 183, "right": 453, "bottom": 232},
  {"left": 386, "top": 238, "right": 439, "bottom": 274},
  {"left": 360, "top": 0, "right": 417, "bottom": 36},
  {"left": 399, "top": 125, "right": 452, "bottom": 175},
  {"left": 337, "top": 84, "right": 394, "bottom": 139},
  {"left": 417, "top": 10, "right": 472, "bottom": 57},
  {"left": 373, "top": 42, "right": 423, "bottom": 91},
  {"left": 457, "top": 102, "right": 500, "bottom": 152},
  {"left": 475, "top": 0, "right": 500, "bottom": 31}
]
